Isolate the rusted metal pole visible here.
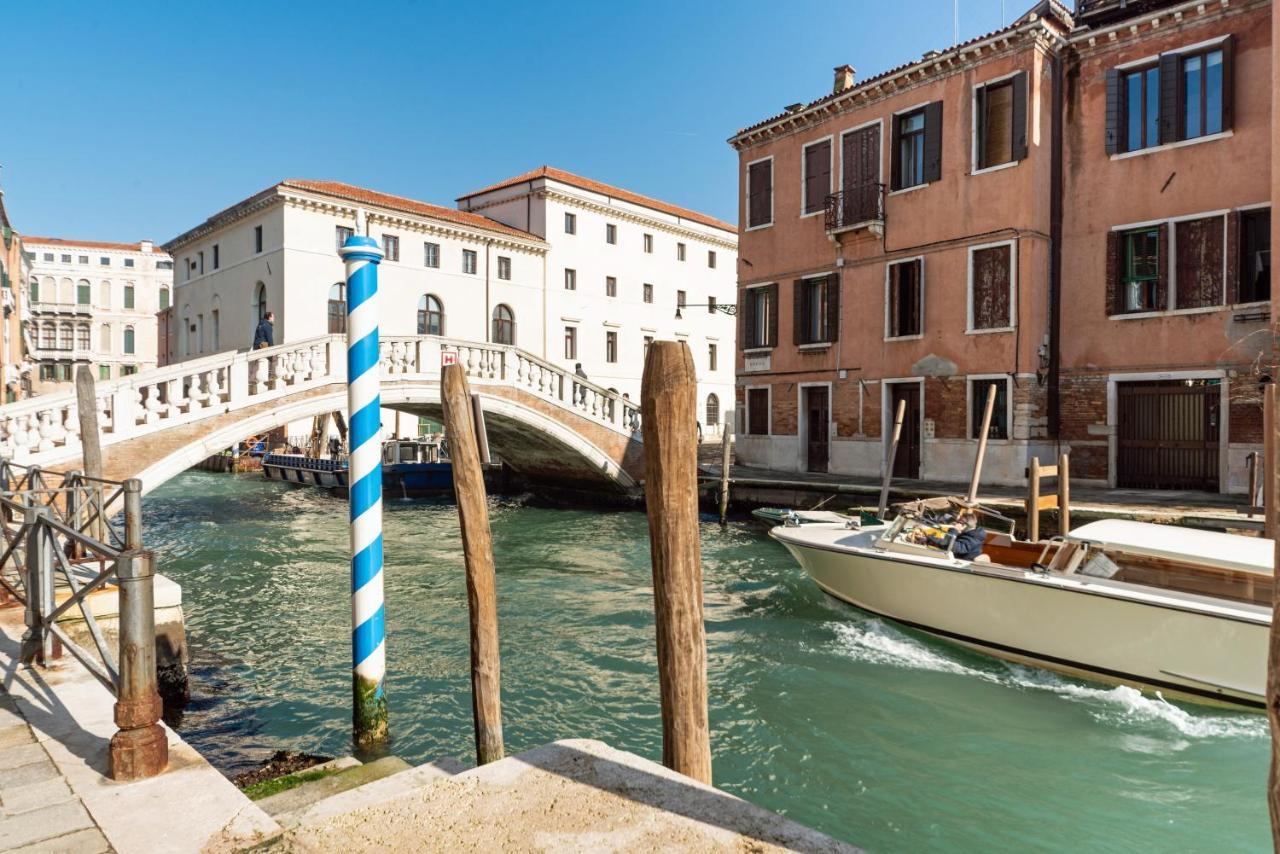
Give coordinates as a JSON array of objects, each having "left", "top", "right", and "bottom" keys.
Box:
[
  {"left": 717, "top": 423, "right": 731, "bottom": 526},
  {"left": 21, "top": 506, "right": 55, "bottom": 664},
  {"left": 1057, "top": 453, "right": 1071, "bottom": 536},
  {"left": 967, "top": 383, "right": 998, "bottom": 505},
  {"left": 1026, "top": 457, "right": 1041, "bottom": 543},
  {"left": 641, "top": 341, "right": 712, "bottom": 785},
  {"left": 123, "top": 478, "right": 142, "bottom": 551},
  {"left": 110, "top": 549, "right": 167, "bottom": 780},
  {"left": 441, "top": 363, "right": 504, "bottom": 765},
  {"left": 878, "top": 399, "right": 907, "bottom": 519}
]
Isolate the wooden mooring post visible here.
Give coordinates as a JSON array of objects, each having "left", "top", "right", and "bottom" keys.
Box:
[
  {"left": 967, "top": 383, "right": 998, "bottom": 505},
  {"left": 441, "top": 363, "right": 504, "bottom": 765},
  {"left": 641, "top": 341, "right": 712, "bottom": 784},
  {"left": 877, "top": 398, "right": 906, "bottom": 519},
  {"left": 717, "top": 423, "right": 732, "bottom": 525},
  {"left": 1266, "top": 383, "right": 1277, "bottom": 540},
  {"left": 75, "top": 365, "right": 106, "bottom": 543}
]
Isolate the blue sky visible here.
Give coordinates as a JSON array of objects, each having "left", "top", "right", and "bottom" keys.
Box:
[{"left": 2, "top": 0, "right": 1014, "bottom": 243}]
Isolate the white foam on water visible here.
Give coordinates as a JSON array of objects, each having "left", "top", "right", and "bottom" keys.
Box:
[{"left": 826, "top": 619, "right": 1267, "bottom": 740}]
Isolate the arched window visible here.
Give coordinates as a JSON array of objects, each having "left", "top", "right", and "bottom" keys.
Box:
[
  {"left": 417, "top": 294, "right": 443, "bottom": 336},
  {"left": 59, "top": 278, "right": 73, "bottom": 304},
  {"left": 76, "top": 325, "right": 90, "bottom": 351},
  {"left": 76, "top": 280, "right": 91, "bottom": 306},
  {"left": 327, "top": 283, "right": 345, "bottom": 334},
  {"left": 159, "top": 286, "right": 170, "bottom": 311},
  {"left": 492, "top": 304, "right": 514, "bottom": 345},
  {"left": 39, "top": 323, "right": 54, "bottom": 349},
  {"left": 57, "top": 322, "right": 72, "bottom": 350},
  {"left": 254, "top": 282, "right": 267, "bottom": 321},
  {"left": 99, "top": 281, "right": 111, "bottom": 308},
  {"left": 100, "top": 324, "right": 111, "bottom": 352},
  {"left": 706, "top": 393, "right": 720, "bottom": 427},
  {"left": 29, "top": 280, "right": 38, "bottom": 303},
  {"left": 123, "top": 326, "right": 135, "bottom": 355}
]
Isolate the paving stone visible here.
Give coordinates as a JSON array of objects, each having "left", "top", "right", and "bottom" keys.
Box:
[
  {"left": 10, "top": 826, "right": 110, "bottom": 854},
  {"left": 0, "top": 799, "right": 94, "bottom": 850},
  {"left": 0, "top": 724, "right": 36, "bottom": 750},
  {"left": 0, "top": 756, "right": 59, "bottom": 789},
  {"left": 1, "top": 776, "right": 74, "bottom": 814},
  {"left": 0, "top": 742, "right": 48, "bottom": 771}
]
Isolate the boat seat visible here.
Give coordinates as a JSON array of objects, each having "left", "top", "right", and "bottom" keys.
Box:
[{"left": 972, "top": 554, "right": 993, "bottom": 564}]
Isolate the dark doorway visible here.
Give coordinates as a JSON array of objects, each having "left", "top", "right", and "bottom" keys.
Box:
[
  {"left": 804, "top": 386, "right": 830, "bottom": 473},
  {"left": 890, "top": 383, "right": 921, "bottom": 479},
  {"left": 1117, "top": 379, "right": 1220, "bottom": 491}
]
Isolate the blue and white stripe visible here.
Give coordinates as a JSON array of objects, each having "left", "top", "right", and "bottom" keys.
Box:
[{"left": 339, "top": 235, "right": 386, "bottom": 695}]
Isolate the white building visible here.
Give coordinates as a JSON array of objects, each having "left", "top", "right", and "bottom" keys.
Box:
[
  {"left": 23, "top": 237, "right": 172, "bottom": 393},
  {"left": 164, "top": 173, "right": 737, "bottom": 436}
]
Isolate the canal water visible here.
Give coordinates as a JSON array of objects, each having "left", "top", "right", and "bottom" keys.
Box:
[{"left": 146, "top": 471, "right": 1269, "bottom": 852}]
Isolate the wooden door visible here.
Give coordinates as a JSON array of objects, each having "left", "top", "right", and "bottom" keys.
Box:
[
  {"left": 805, "top": 386, "right": 830, "bottom": 473},
  {"left": 1117, "top": 380, "right": 1220, "bottom": 491},
  {"left": 841, "top": 126, "right": 880, "bottom": 223},
  {"left": 890, "top": 383, "right": 921, "bottom": 479}
]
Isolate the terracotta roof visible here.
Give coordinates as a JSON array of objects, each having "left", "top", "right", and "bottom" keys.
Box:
[
  {"left": 281, "top": 180, "right": 541, "bottom": 242},
  {"left": 23, "top": 236, "right": 159, "bottom": 253},
  {"left": 729, "top": 0, "right": 1072, "bottom": 143},
  {"left": 457, "top": 166, "right": 736, "bottom": 234}
]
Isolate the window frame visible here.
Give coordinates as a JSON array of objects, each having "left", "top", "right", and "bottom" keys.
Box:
[
  {"left": 254, "top": 225, "right": 264, "bottom": 254},
  {"left": 708, "top": 342, "right": 718, "bottom": 372},
  {"left": 462, "top": 249, "right": 477, "bottom": 275},
  {"left": 967, "top": 375, "right": 1013, "bottom": 442},
  {"left": 745, "top": 155, "right": 774, "bottom": 230},
  {"left": 564, "top": 326, "right": 577, "bottom": 360},
  {"left": 971, "top": 70, "right": 1022, "bottom": 172},
  {"left": 743, "top": 283, "right": 777, "bottom": 350},
  {"left": 424, "top": 242, "right": 440, "bottom": 268},
  {"left": 382, "top": 234, "right": 400, "bottom": 262},
  {"left": 497, "top": 256, "right": 512, "bottom": 281},
  {"left": 564, "top": 268, "right": 576, "bottom": 290},
  {"left": 884, "top": 256, "right": 925, "bottom": 341},
  {"left": 564, "top": 212, "right": 577, "bottom": 235},
  {"left": 1118, "top": 62, "right": 1161, "bottom": 154},
  {"left": 605, "top": 223, "right": 617, "bottom": 245},
  {"left": 606, "top": 276, "right": 617, "bottom": 298},
  {"left": 892, "top": 103, "right": 929, "bottom": 193},
  {"left": 1238, "top": 205, "right": 1272, "bottom": 305},
  {"left": 800, "top": 135, "right": 834, "bottom": 218},
  {"left": 643, "top": 283, "right": 653, "bottom": 304},
  {"left": 745, "top": 386, "right": 771, "bottom": 436},
  {"left": 1170, "top": 210, "right": 1228, "bottom": 311},
  {"left": 677, "top": 242, "right": 687, "bottom": 261},
  {"left": 1180, "top": 45, "right": 1226, "bottom": 141},
  {"left": 643, "top": 233, "right": 654, "bottom": 254},
  {"left": 335, "top": 226, "right": 354, "bottom": 251},
  {"left": 966, "top": 239, "right": 1017, "bottom": 334},
  {"left": 605, "top": 330, "right": 618, "bottom": 363},
  {"left": 417, "top": 294, "right": 444, "bottom": 336}
]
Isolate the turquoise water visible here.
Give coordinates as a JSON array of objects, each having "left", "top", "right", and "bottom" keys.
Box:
[{"left": 146, "top": 471, "right": 1270, "bottom": 852}]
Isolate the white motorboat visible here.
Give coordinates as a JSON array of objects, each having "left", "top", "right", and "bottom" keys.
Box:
[{"left": 771, "top": 501, "right": 1271, "bottom": 709}]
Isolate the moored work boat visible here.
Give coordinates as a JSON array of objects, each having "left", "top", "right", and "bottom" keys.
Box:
[{"left": 772, "top": 500, "right": 1270, "bottom": 709}]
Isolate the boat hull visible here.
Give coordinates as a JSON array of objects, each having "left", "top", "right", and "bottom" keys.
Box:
[{"left": 774, "top": 527, "right": 1268, "bottom": 709}]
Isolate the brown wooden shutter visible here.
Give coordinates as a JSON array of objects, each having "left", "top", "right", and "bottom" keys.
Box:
[
  {"left": 793, "top": 279, "right": 806, "bottom": 345},
  {"left": 1174, "top": 216, "right": 1225, "bottom": 309},
  {"left": 890, "top": 117, "right": 902, "bottom": 191},
  {"left": 1221, "top": 35, "right": 1235, "bottom": 131},
  {"left": 1225, "top": 210, "right": 1241, "bottom": 304},
  {"left": 923, "top": 101, "right": 944, "bottom": 183},
  {"left": 1106, "top": 231, "right": 1121, "bottom": 315},
  {"left": 741, "top": 289, "right": 756, "bottom": 349},
  {"left": 1159, "top": 53, "right": 1181, "bottom": 144},
  {"left": 1011, "top": 71, "right": 1029, "bottom": 161},
  {"left": 888, "top": 264, "right": 901, "bottom": 336},
  {"left": 765, "top": 283, "right": 779, "bottom": 346},
  {"left": 804, "top": 141, "right": 831, "bottom": 214},
  {"left": 825, "top": 274, "right": 840, "bottom": 343},
  {"left": 1104, "top": 68, "right": 1122, "bottom": 155},
  {"left": 1155, "top": 223, "right": 1170, "bottom": 310}
]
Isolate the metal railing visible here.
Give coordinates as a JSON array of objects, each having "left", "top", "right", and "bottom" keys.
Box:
[{"left": 824, "top": 184, "right": 886, "bottom": 233}]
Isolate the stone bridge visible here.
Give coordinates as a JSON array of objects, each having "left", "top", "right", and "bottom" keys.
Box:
[{"left": 0, "top": 335, "right": 646, "bottom": 497}]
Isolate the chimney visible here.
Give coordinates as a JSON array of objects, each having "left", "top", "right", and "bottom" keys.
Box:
[
  {"left": 140, "top": 239, "right": 153, "bottom": 253},
  {"left": 833, "top": 64, "right": 856, "bottom": 94}
]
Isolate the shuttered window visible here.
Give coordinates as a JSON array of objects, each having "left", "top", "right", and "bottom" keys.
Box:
[
  {"left": 793, "top": 275, "right": 839, "bottom": 345},
  {"left": 1107, "top": 36, "right": 1234, "bottom": 154},
  {"left": 742, "top": 284, "right": 778, "bottom": 349},
  {"left": 1239, "top": 209, "right": 1272, "bottom": 304},
  {"left": 969, "top": 244, "right": 1013, "bottom": 330},
  {"left": 887, "top": 259, "right": 923, "bottom": 338},
  {"left": 892, "top": 102, "right": 942, "bottom": 190},
  {"left": 747, "top": 388, "right": 770, "bottom": 435},
  {"left": 1174, "top": 215, "right": 1225, "bottom": 310},
  {"left": 802, "top": 140, "right": 831, "bottom": 215},
  {"left": 975, "top": 73, "right": 1026, "bottom": 169},
  {"left": 747, "top": 159, "right": 773, "bottom": 229},
  {"left": 1109, "top": 227, "right": 1164, "bottom": 314}
]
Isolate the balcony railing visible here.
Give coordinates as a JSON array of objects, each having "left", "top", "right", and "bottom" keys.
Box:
[
  {"left": 30, "top": 300, "right": 92, "bottom": 316},
  {"left": 824, "top": 184, "right": 886, "bottom": 235}
]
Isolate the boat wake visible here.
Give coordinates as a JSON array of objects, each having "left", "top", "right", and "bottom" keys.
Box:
[{"left": 827, "top": 619, "right": 1266, "bottom": 740}]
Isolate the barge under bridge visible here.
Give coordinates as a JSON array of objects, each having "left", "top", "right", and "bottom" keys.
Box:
[{"left": 0, "top": 335, "right": 646, "bottom": 497}]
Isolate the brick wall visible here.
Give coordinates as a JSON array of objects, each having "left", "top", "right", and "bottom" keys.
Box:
[
  {"left": 1058, "top": 372, "right": 1109, "bottom": 442},
  {"left": 862, "top": 382, "right": 881, "bottom": 439},
  {"left": 834, "top": 379, "right": 859, "bottom": 438},
  {"left": 771, "top": 383, "right": 798, "bottom": 435},
  {"left": 925, "top": 378, "right": 968, "bottom": 439}
]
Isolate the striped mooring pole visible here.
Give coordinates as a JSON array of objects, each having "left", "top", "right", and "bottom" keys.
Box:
[{"left": 339, "top": 233, "right": 388, "bottom": 751}]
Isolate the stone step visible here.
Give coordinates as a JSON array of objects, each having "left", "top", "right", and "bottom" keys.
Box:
[
  {"left": 255, "top": 755, "right": 412, "bottom": 820},
  {"left": 278, "top": 757, "right": 466, "bottom": 829}
]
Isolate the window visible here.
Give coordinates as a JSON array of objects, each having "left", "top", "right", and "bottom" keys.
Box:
[
  {"left": 606, "top": 276, "right": 617, "bottom": 297},
  {"left": 417, "top": 294, "right": 444, "bottom": 335},
  {"left": 1115, "top": 227, "right": 1161, "bottom": 313},
  {"left": 28, "top": 280, "right": 38, "bottom": 303},
  {"left": 975, "top": 73, "right": 1027, "bottom": 169},
  {"left": 677, "top": 290, "right": 687, "bottom": 310},
  {"left": 156, "top": 260, "right": 171, "bottom": 270},
  {"left": 336, "top": 226, "right": 354, "bottom": 251},
  {"left": 970, "top": 378, "right": 1010, "bottom": 440},
  {"left": 424, "top": 242, "right": 440, "bottom": 268},
  {"left": 99, "top": 282, "right": 110, "bottom": 308},
  {"left": 99, "top": 324, "right": 110, "bottom": 351},
  {"left": 39, "top": 364, "right": 54, "bottom": 381},
  {"left": 121, "top": 365, "right": 137, "bottom": 377},
  {"left": 212, "top": 244, "right": 220, "bottom": 269},
  {"left": 747, "top": 388, "right": 769, "bottom": 435},
  {"left": 1239, "top": 209, "right": 1271, "bottom": 303},
  {"left": 1122, "top": 65, "right": 1160, "bottom": 153},
  {"left": 78, "top": 256, "right": 88, "bottom": 265},
  {"left": 708, "top": 250, "right": 717, "bottom": 269},
  {"left": 76, "top": 325, "right": 90, "bottom": 351},
  {"left": 159, "top": 287, "right": 170, "bottom": 311},
  {"left": 969, "top": 244, "right": 1013, "bottom": 330},
  {"left": 1174, "top": 215, "right": 1225, "bottom": 309},
  {"left": 492, "top": 304, "right": 515, "bottom": 345},
  {"left": 707, "top": 393, "right": 720, "bottom": 426},
  {"left": 197, "top": 251, "right": 204, "bottom": 275},
  {"left": 644, "top": 335, "right": 654, "bottom": 358},
  {"left": 328, "top": 283, "right": 346, "bottom": 334},
  {"left": 463, "top": 249, "right": 477, "bottom": 274},
  {"left": 708, "top": 343, "right": 717, "bottom": 372},
  {"left": 99, "top": 365, "right": 110, "bottom": 381},
  {"left": 57, "top": 323, "right": 72, "bottom": 350},
  {"left": 795, "top": 275, "right": 838, "bottom": 344},
  {"left": 123, "top": 326, "right": 135, "bottom": 355},
  {"left": 565, "top": 268, "right": 577, "bottom": 290},
  {"left": 40, "top": 324, "right": 54, "bottom": 349},
  {"left": 677, "top": 242, "right": 687, "bottom": 261},
  {"left": 605, "top": 330, "right": 618, "bottom": 363},
  {"left": 643, "top": 283, "right": 653, "bottom": 304},
  {"left": 254, "top": 225, "right": 263, "bottom": 253},
  {"left": 743, "top": 285, "right": 778, "bottom": 349},
  {"left": 892, "top": 102, "right": 942, "bottom": 190},
  {"left": 497, "top": 256, "right": 511, "bottom": 280},
  {"left": 565, "top": 212, "right": 577, "bottom": 234},
  {"left": 124, "top": 285, "right": 135, "bottom": 309},
  {"left": 76, "top": 281, "right": 90, "bottom": 305},
  {"left": 99, "top": 257, "right": 109, "bottom": 266},
  {"left": 123, "top": 258, "right": 135, "bottom": 269},
  {"left": 747, "top": 159, "right": 773, "bottom": 228},
  {"left": 643, "top": 233, "right": 653, "bottom": 253},
  {"left": 1181, "top": 46, "right": 1225, "bottom": 140},
  {"left": 887, "top": 259, "right": 923, "bottom": 338},
  {"left": 212, "top": 309, "right": 220, "bottom": 350},
  {"left": 382, "top": 234, "right": 399, "bottom": 262},
  {"left": 606, "top": 224, "right": 617, "bottom": 245},
  {"left": 61, "top": 254, "right": 71, "bottom": 263},
  {"left": 802, "top": 139, "right": 832, "bottom": 215},
  {"left": 708, "top": 296, "right": 717, "bottom": 315},
  {"left": 42, "top": 253, "right": 52, "bottom": 262},
  {"left": 255, "top": 282, "right": 268, "bottom": 321},
  {"left": 564, "top": 326, "right": 577, "bottom": 359}
]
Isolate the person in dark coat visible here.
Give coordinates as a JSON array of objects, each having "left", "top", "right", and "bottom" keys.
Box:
[
  {"left": 926, "top": 511, "right": 987, "bottom": 561},
  {"left": 253, "top": 311, "right": 275, "bottom": 349}
]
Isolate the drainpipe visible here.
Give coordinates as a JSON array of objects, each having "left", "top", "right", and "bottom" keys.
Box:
[
  {"left": 1047, "top": 49, "right": 1065, "bottom": 441},
  {"left": 485, "top": 240, "right": 492, "bottom": 343}
]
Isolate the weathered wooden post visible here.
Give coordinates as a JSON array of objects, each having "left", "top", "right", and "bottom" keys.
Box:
[
  {"left": 967, "top": 383, "right": 997, "bottom": 505},
  {"left": 75, "top": 365, "right": 104, "bottom": 480},
  {"left": 1266, "top": 383, "right": 1277, "bottom": 540},
  {"left": 641, "top": 341, "right": 712, "bottom": 784},
  {"left": 110, "top": 548, "right": 168, "bottom": 780},
  {"left": 878, "top": 398, "right": 907, "bottom": 519},
  {"left": 1026, "top": 457, "right": 1041, "bottom": 543},
  {"left": 717, "top": 422, "right": 732, "bottom": 525},
  {"left": 1057, "top": 453, "right": 1071, "bottom": 536},
  {"left": 441, "top": 364, "right": 504, "bottom": 765}
]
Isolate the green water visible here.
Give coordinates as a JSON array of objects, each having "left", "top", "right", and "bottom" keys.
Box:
[{"left": 146, "top": 471, "right": 1270, "bottom": 852}]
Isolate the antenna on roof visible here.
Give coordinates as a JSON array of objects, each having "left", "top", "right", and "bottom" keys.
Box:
[
  {"left": 1002, "top": 0, "right": 1006, "bottom": 25},
  {"left": 954, "top": 0, "right": 959, "bottom": 44}
]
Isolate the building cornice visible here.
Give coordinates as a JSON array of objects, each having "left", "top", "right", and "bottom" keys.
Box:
[
  {"left": 1068, "top": 0, "right": 1262, "bottom": 55},
  {"left": 163, "top": 189, "right": 281, "bottom": 254}
]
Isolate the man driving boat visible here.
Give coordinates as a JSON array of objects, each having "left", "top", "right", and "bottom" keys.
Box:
[{"left": 919, "top": 511, "right": 987, "bottom": 561}]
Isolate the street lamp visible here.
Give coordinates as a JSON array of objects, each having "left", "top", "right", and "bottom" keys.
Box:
[{"left": 674, "top": 303, "right": 737, "bottom": 320}]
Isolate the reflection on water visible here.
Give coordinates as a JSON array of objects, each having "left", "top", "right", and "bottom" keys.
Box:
[{"left": 146, "top": 471, "right": 1269, "bottom": 852}]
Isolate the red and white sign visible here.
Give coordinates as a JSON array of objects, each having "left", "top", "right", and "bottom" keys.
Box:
[{"left": 441, "top": 351, "right": 458, "bottom": 367}]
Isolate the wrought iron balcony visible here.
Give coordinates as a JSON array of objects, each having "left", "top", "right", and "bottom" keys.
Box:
[{"left": 824, "top": 184, "right": 886, "bottom": 236}]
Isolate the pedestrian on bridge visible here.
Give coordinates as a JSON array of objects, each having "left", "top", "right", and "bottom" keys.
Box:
[{"left": 254, "top": 311, "right": 275, "bottom": 349}]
